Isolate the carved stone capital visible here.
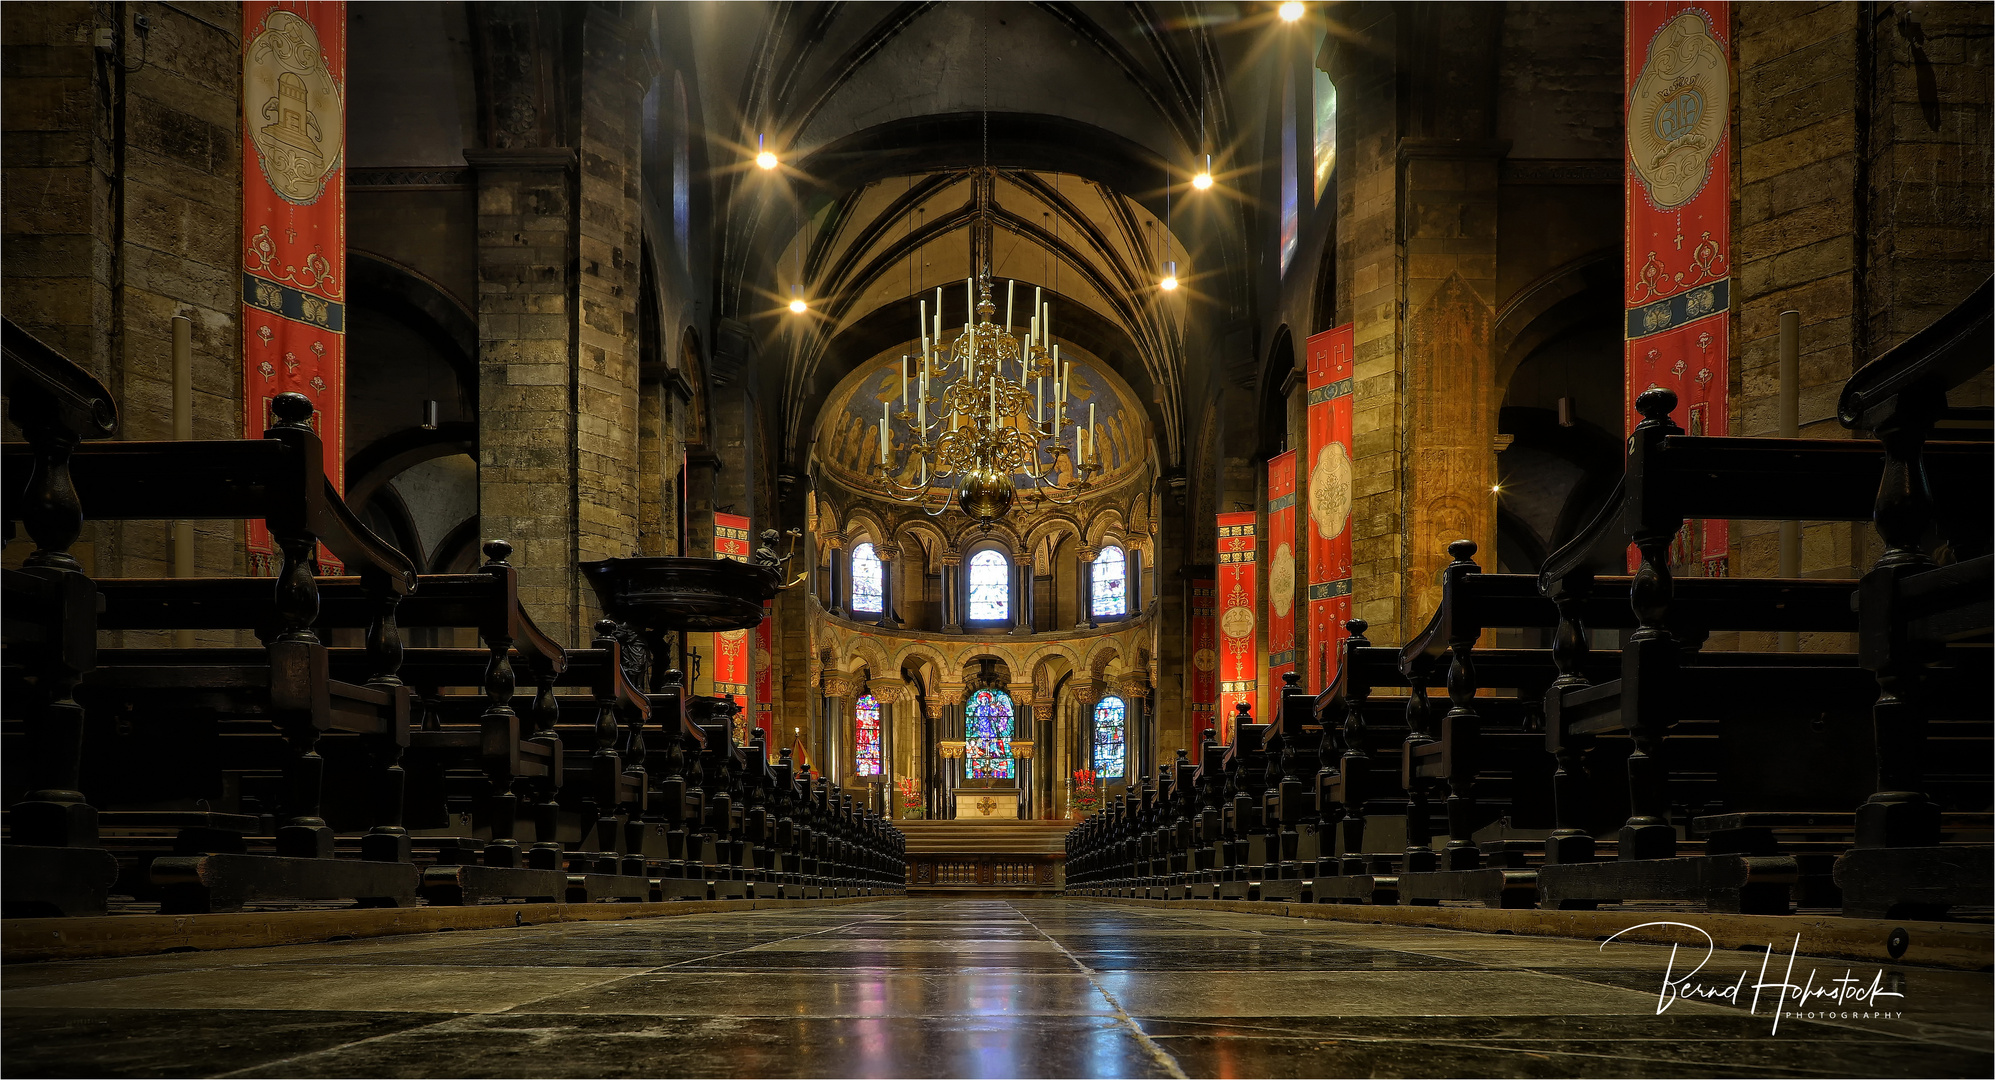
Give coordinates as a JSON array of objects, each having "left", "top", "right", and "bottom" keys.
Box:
[
  {"left": 1011, "top": 740, "right": 1035, "bottom": 761},
  {"left": 1078, "top": 545, "right": 1100, "bottom": 562},
  {"left": 940, "top": 550, "right": 962, "bottom": 567},
  {"left": 933, "top": 681, "right": 967, "bottom": 707},
  {"left": 867, "top": 677, "right": 909, "bottom": 703},
  {"left": 875, "top": 543, "right": 901, "bottom": 562},
  {"left": 938, "top": 740, "right": 967, "bottom": 760},
  {"left": 821, "top": 532, "right": 848, "bottom": 551},
  {"left": 820, "top": 671, "right": 862, "bottom": 699}
]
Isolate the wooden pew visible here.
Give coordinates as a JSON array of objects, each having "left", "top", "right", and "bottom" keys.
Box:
[
  {"left": 7, "top": 390, "right": 424, "bottom": 912},
  {"left": 1832, "top": 275, "right": 1994, "bottom": 919},
  {"left": 1, "top": 318, "right": 123, "bottom": 916},
  {"left": 1533, "top": 378, "right": 1990, "bottom": 914}
]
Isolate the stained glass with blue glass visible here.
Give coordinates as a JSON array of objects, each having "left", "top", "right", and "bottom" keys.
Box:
[
  {"left": 855, "top": 693, "right": 882, "bottom": 776},
  {"left": 967, "top": 549, "right": 1009, "bottom": 622},
  {"left": 1093, "top": 695, "right": 1126, "bottom": 778},
  {"left": 964, "top": 688, "right": 1014, "bottom": 779},
  {"left": 1091, "top": 546, "right": 1127, "bottom": 617},
  {"left": 850, "top": 542, "right": 883, "bottom": 614}
]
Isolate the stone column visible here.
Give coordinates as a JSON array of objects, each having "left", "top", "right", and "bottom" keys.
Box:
[
  {"left": 821, "top": 671, "right": 861, "bottom": 788},
  {"left": 1009, "top": 551, "right": 1034, "bottom": 634},
  {"left": 822, "top": 533, "right": 848, "bottom": 618},
  {"left": 1013, "top": 738, "right": 1035, "bottom": 820},
  {"left": 923, "top": 698, "right": 945, "bottom": 818},
  {"left": 939, "top": 551, "right": 963, "bottom": 632},
  {"left": 1075, "top": 546, "right": 1099, "bottom": 629},
  {"left": 874, "top": 543, "right": 902, "bottom": 629},
  {"left": 1129, "top": 548, "right": 1144, "bottom": 613}
]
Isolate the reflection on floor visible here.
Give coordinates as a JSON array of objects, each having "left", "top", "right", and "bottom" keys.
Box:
[{"left": 3, "top": 900, "right": 1989, "bottom": 1078}]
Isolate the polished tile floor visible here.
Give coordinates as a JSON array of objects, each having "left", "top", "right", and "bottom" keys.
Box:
[{"left": 3, "top": 900, "right": 1989, "bottom": 1078}]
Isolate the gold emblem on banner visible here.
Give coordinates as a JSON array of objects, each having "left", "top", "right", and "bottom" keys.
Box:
[
  {"left": 246, "top": 10, "right": 344, "bottom": 205},
  {"left": 1627, "top": 11, "right": 1728, "bottom": 211},
  {"left": 1311, "top": 443, "right": 1352, "bottom": 540},
  {"left": 1269, "top": 544, "right": 1296, "bottom": 618},
  {"left": 1220, "top": 605, "right": 1256, "bottom": 642},
  {"left": 1192, "top": 647, "right": 1217, "bottom": 672}
]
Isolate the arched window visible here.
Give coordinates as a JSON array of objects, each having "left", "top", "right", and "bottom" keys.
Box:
[
  {"left": 966, "top": 549, "right": 1009, "bottom": 622},
  {"left": 854, "top": 693, "right": 882, "bottom": 776},
  {"left": 964, "top": 688, "right": 1014, "bottom": 778},
  {"left": 1091, "top": 546, "right": 1128, "bottom": 617},
  {"left": 850, "top": 542, "right": 883, "bottom": 614},
  {"left": 1092, "top": 696, "right": 1127, "bottom": 779}
]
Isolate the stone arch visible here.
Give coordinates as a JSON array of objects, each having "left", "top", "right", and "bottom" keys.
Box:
[
  {"left": 891, "top": 638, "right": 952, "bottom": 683},
  {"left": 842, "top": 634, "right": 892, "bottom": 680},
  {"left": 1021, "top": 512, "right": 1084, "bottom": 559},
  {"left": 1082, "top": 639, "right": 1123, "bottom": 680},
  {"left": 952, "top": 517, "right": 1023, "bottom": 556},
  {"left": 842, "top": 506, "right": 892, "bottom": 549},
  {"left": 891, "top": 517, "right": 950, "bottom": 572},
  {"left": 1082, "top": 506, "right": 1127, "bottom": 551}
]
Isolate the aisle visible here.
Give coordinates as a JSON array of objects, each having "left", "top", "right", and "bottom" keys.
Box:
[{"left": 3, "top": 900, "right": 1988, "bottom": 1077}]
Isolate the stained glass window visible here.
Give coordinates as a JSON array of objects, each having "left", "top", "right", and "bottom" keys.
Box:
[
  {"left": 1093, "top": 696, "right": 1127, "bottom": 779},
  {"left": 1313, "top": 70, "right": 1336, "bottom": 203},
  {"left": 1279, "top": 73, "right": 1298, "bottom": 273},
  {"left": 1091, "top": 546, "right": 1127, "bottom": 617},
  {"left": 967, "top": 549, "right": 1009, "bottom": 622},
  {"left": 854, "top": 694, "right": 882, "bottom": 776},
  {"left": 965, "top": 688, "right": 1014, "bottom": 779},
  {"left": 850, "top": 542, "right": 883, "bottom": 613}
]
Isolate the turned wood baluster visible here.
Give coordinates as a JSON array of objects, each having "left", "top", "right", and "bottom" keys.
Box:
[
  {"left": 527, "top": 658, "right": 563, "bottom": 867},
  {"left": 1400, "top": 658, "right": 1437, "bottom": 873},
  {"left": 1440, "top": 540, "right": 1484, "bottom": 872},
  {"left": 1856, "top": 384, "right": 1946, "bottom": 848},
  {"left": 18, "top": 418, "right": 84, "bottom": 574},
  {"left": 361, "top": 590, "right": 411, "bottom": 862},
  {"left": 478, "top": 540, "right": 523, "bottom": 864},
  {"left": 1544, "top": 570, "right": 1596, "bottom": 864},
  {"left": 1335, "top": 619, "right": 1373, "bottom": 874},
  {"left": 1621, "top": 387, "right": 1683, "bottom": 859},
  {"left": 270, "top": 460, "right": 332, "bottom": 858}
]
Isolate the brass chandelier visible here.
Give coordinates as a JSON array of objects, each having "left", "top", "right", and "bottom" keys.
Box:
[{"left": 871, "top": 174, "right": 1102, "bottom": 527}]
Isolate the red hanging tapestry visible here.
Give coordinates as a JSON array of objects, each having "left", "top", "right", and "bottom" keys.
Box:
[
  {"left": 241, "top": 2, "right": 346, "bottom": 573},
  {"left": 1216, "top": 510, "right": 1258, "bottom": 737},
  {"left": 1625, "top": 1, "right": 1732, "bottom": 575},
  {"left": 1305, "top": 325, "right": 1355, "bottom": 692},
  {"left": 714, "top": 513, "right": 753, "bottom": 742},
  {"left": 1266, "top": 450, "right": 1298, "bottom": 694}
]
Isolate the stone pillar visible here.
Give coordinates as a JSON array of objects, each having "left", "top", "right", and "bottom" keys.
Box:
[
  {"left": 939, "top": 551, "right": 963, "bottom": 632},
  {"left": 822, "top": 533, "right": 847, "bottom": 618},
  {"left": 1076, "top": 545, "right": 1099, "bottom": 630},
  {"left": 1013, "top": 736, "right": 1035, "bottom": 820},
  {"left": 1129, "top": 548, "right": 1144, "bottom": 613},
  {"left": 1009, "top": 551, "right": 1034, "bottom": 634},
  {"left": 923, "top": 698, "right": 946, "bottom": 818},
  {"left": 874, "top": 543, "right": 902, "bottom": 629},
  {"left": 821, "top": 670, "right": 861, "bottom": 788}
]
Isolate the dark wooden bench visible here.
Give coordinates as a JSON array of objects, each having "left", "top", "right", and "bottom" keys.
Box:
[
  {"left": 1832, "top": 274, "right": 1994, "bottom": 919},
  {"left": 1, "top": 318, "right": 123, "bottom": 916},
  {"left": 6, "top": 389, "right": 424, "bottom": 913}
]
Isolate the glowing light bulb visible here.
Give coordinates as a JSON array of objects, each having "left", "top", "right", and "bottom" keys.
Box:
[
  {"left": 789, "top": 298, "right": 808, "bottom": 314},
  {"left": 1278, "top": 1, "right": 1304, "bottom": 22},
  {"left": 1490, "top": 484, "right": 1502, "bottom": 493},
  {"left": 757, "top": 150, "right": 779, "bottom": 170},
  {"left": 1160, "top": 275, "right": 1178, "bottom": 291},
  {"left": 1191, "top": 171, "right": 1213, "bottom": 190}
]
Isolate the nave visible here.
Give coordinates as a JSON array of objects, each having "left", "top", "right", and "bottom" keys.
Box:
[{"left": 3, "top": 899, "right": 1989, "bottom": 1079}]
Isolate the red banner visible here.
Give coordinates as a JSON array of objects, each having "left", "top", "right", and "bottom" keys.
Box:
[
  {"left": 1266, "top": 450, "right": 1298, "bottom": 693},
  {"left": 242, "top": 2, "right": 346, "bottom": 573},
  {"left": 1216, "top": 511, "right": 1258, "bottom": 737},
  {"left": 714, "top": 513, "right": 752, "bottom": 741},
  {"left": 1305, "top": 325, "right": 1355, "bottom": 692},
  {"left": 754, "top": 599, "right": 775, "bottom": 746},
  {"left": 1189, "top": 578, "right": 1216, "bottom": 743},
  {"left": 1626, "top": 1, "right": 1731, "bottom": 574}
]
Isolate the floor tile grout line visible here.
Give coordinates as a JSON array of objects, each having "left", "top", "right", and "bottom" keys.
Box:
[{"left": 1011, "top": 901, "right": 1191, "bottom": 1080}]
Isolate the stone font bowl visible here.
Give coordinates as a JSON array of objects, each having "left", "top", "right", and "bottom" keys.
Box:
[{"left": 579, "top": 556, "right": 782, "bottom": 633}]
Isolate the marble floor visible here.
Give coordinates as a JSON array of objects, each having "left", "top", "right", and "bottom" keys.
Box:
[{"left": 2, "top": 900, "right": 1989, "bottom": 1078}]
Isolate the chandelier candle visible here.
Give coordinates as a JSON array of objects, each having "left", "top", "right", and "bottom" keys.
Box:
[{"left": 877, "top": 268, "right": 1102, "bottom": 525}]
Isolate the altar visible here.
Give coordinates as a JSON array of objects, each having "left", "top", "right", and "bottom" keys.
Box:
[{"left": 951, "top": 787, "right": 1022, "bottom": 820}]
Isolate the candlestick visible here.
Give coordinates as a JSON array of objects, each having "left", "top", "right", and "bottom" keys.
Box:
[
  {"left": 1006, "top": 279, "right": 1015, "bottom": 332},
  {"left": 966, "top": 278, "right": 973, "bottom": 326}
]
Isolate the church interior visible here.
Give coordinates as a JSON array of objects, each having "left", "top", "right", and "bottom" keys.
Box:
[{"left": 2, "top": 1, "right": 1991, "bottom": 1076}]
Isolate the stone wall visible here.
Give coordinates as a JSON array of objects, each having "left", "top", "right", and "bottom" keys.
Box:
[{"left": 3, "top": 1, "right": 242, "bottom": 594}]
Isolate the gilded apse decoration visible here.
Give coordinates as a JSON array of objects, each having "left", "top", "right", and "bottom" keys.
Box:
[
  {"left": 246, "top": 10, "right": 345, "bottom": 206},
  {"left": 1626, "top": 11, "right": 1729, "bottom": 212}
]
